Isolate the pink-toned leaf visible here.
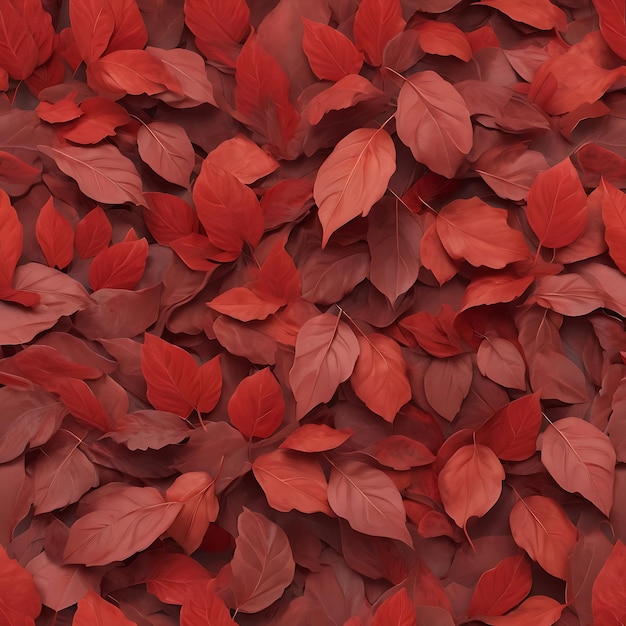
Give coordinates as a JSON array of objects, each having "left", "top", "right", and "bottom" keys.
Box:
[
  {"left": 228, "top": 368, "right": 285, "bottom": 439},
  {"left": 289, "top": 313, "right": 360, "bottom": 419},
  {"left": 63, "top": 484, "right": 182, "bottom": 566},
  {"left": 424, "top": 353, "right": 473, "bottom": 420},
  {"left": 252, "top": 449, "right": 332, "bottom": 514},
  {"left": 509, "top": 495, "right": 577, "bottom": 580},
  {"left": 476, "top": 337, "right": 526, "bottom": 390},
  {"left": 396, "top": 71, "right": 472, "bottom": 178},
  {"left": 327, "top": 459, "right": 412, "bottom": 545},
  {"left": 538, "top": 417, "right": 616, "bottom": 516},
  {"left": 35, "top": 197, "right": 74, "bottom": 270},
  {"left": 314, "top": 127, "right": 396, "bottom": 246},
  {"left": 107, "top": 410, "right": 190, "bottom": 451}
]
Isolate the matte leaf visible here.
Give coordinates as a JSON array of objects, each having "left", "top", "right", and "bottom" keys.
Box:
[
  {"left": 396, "top": 71, "right": 473, "bottom": 178},
  {"left": 592, "top": 540, "right": 626, "bottom": 624},
  {"left": 600, "top": 177, "right": 626, "bottom": 273},
  {"left": 372, "top": 588, "right": 416, "bottom": 626},
  {"left": 327, "top": 459, "right": 412, "bottom": 545},
  {"left": 0, "top": 544, "right": 41, "bottom": 625},
  {"left": 35, "top": 197, "right": 74, "bottom": 270},
  {"left": 279, "top": 423, "right": 354, "bottom": 452},
  {"left": 353, "top": 0, "right": 406, "bottom": 67},
  {"left": 68, "top": 0, "right": 115, "bottom": 64},
  {"left": 73, "top": 589, "right": 137, "bottom": 626},
  {"left": 289, "top": 313, "right": 360, "bottom": 418},
  {"left": 478, "top": 595, "right": 564, "bottom": 625},
  {"left": 89, "top": 238, "right": 148, "bottom": 291},
  {"left": 474, "top": 0, "right": 568, "bottom": 31},
  {"left": 314, "top": 127, "right": 396, "bottom": 246},
  {"left": 509, "top": 495, "right": 577, "bottom": 579},
  {"left": 63, "top": 484, "right": 183, "bottom": 566},
  {"left": 75, "top": 207, "right": 111, "bottom": 260},
  {"left": 0, "top": 1, "right": 39, "bottom": 79},
  {"left": 538, "top": 417, "right": 616, "bottom": 516},
  {"left": 476, "top": 337, "right": 526, "bottom": 390},
  {"left": 181, "top": 581, "right": 237, "bottom": 626}
]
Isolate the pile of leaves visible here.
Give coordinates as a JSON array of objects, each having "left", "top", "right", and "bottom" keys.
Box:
[{"left": 2, "top": 0, "right": 626, "bottom": 623}]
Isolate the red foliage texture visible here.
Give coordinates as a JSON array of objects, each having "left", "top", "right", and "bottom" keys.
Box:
[{"left": 2, "top": 0, "right": 626, "bottom": 624}]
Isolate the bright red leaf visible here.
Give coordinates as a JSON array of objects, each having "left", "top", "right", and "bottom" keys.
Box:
[
  {"left": 35, "top": 197, "right": 74, "bottom": 270},
  {"left": 372, "top": 588, "right": 416, "bottom": 626},
  {"left": 75, "top": 207, "right": 112, "bottom": 260},
  {"left": 592, "top": 540, "right": 626, "bottom": 624},
  {"left": 353, "top": 0, "right": 406, "bottom": 67},
  {"left": 0, "top": 544, "right": 41, "bottom": 626},
  {"left": 88, "top": 237, "right": 148, "bottom": 291},
  {"left": 73, "top": 589, "right": 137, "bottom": 626}
]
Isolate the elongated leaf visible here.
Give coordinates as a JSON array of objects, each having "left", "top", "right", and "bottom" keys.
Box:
[
  {"left": 289, "top": 313, "right": 360, "bottom": 418},
  {"left": 166, "top": 471, "right": 219, "bottom": 555},
  {"left": 0, "top": 2, "right": 38, "bottom": 79},
  {"left": 141, "top": 333, "right": 199, "bottom": 418},
  {"left": 252, "top": 449, "right": 332, "bottom": 514},
  {"left": 475, "top": 0, "right": 568, "bottom": 31},
  {"left": 538, "top": 417, "right": 615, "bottom": 516},
  {"left": 35, "top": 197, "right": 74, "bottom": 270},
  {"left": 228, "top": 368, "right": 285, "bottom": 439},
  {"left": 350, "top": 333, "right": 411, "bottom": 421},
  {"left": 509, "top": 495, "right": 577, "bottom": 579},
  {"left": 279, "top": 423, "right": 354, "bottom": 452},
  {"left": 73, "top": 589, "right": 136, "bottom": 626},
  {"left": 468, "top": 554, "right": 532, "bottom": 617},
  {"left": 39, "top": 144, "right": 145, "bottom": 206},
  {"left": 396, "top": 71, "right": 472, "bottom": 178},
  {"left": 437, "top": 197, "right": 530, "bottom": 268},
  {"left": 207, "top": 287, "right": 283, "bottom": 322},
  {"left": 137, "top": 121, "right": 195, "bottom": 187},
  {"left": 526, "top": 158, "right": 588, "bottom": 249},
  {"left": 478, "top": 595, "right": 564, "bottom": 625},
  {"left": 302, "top": 18, "right": 364, "bottom": 81},
  {"left": 327, "top": 459, "right": 412, "bottom": 545},
  {"left": 438, "top": 444, "right": 504, "bottom": 543},
  {"left": 353, "top": 0, "right": 406, "bottom": 67},
  {"left": 0, "top": 544, "right": 41, "bottom": 626},
  {"left": 314, "top": 127, "right": 396, "bottom": 246},
  {"left": 0, "top": 189, "right": 23, "bottom": 289},
  {"left": 227, "top": 509, "right": 295, "bottom": 613},
  {"left": 63, "top": 485, "right": 182, "bottom": 566}
]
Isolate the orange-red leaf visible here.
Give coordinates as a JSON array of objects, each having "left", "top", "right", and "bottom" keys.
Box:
[
  {"left": 478, "top": 595, "right": 564, "bottom": 625},
  {"left": 73, "top": 589, "right": 136, "bottom": 626},
  {"left": 600, "top": 178, "right": 626, "bottom": 273},
  {"left": 279, "top": 423, "right": 354, "bottom": 452},
  {"left": 289, "top": 313, "right": 360, "bottom": 418},
  {"left": 538, "top": 417, "right": 616, "bottom": 516},
  {"left": 166, "top": 471, "right": 219, "bottom": 554},
  {"left": 314, "top": 127, "right": 396, "bottom": 246},
  {"left": 181, "top": 581, "right": 237, "bottom": 626},
  {"left": 396, "top": 71, "right": 472, "bottom": 178},
  {"left": 509, "top": 495, "right": 577, "bottom": 579},
  {"left": 88, "top": 238, "right": 148, "bottom": 291},
  {"left": 35, "top": 197, "right": 74, "bottom": 270},
  {"left": 350, "top": 333, "right": 411, "bottom": 421},
  {"left": 228, "top": 368, "right": 285, "bottom": 439},
  {"left": 252, "top": 449, "right": 332, "bottom": 514},
  {"left": 526, "top": 158, "right": 588, "bottom": 249},
  {"left": 302, "top": 18, "right": 364, "bottom": 81},
  {"left": 372, "top": 588, "right": 416, "bottom": 626},
  {"left": 474, "top": 0, "right": 567, "bottom": 30}
]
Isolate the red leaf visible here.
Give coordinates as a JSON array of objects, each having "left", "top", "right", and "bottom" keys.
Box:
[
  {"left": 600, "top": 178, "right": 626, "bottom": 273},
  {"left": 350, "top": 332, "right": 411, "bottom": 422},
  {"left": 526, "top": 158, "right": 588, "bottom": 249},
  {"left": 107, "top": 410, "right": 190, "bottom": 451},
  {"left": 252, "top": 449, "right": 332, "bottom": 514},
  {"left": 593, "top": 0, "right": 626, "bottom": 60},
  {"left": 353, "top": 0, "right": 406, "bottom": 67},
  {"left": 141, "top": 333, "right": 199, "bottom": 418},
  {"left": 234, "top": 34, "right": 299, "bottom": 157},
  {"left": 225, "top": 509, "right": 295, "bottom": 613},
  {"left": 196, "top": 356, "right": 222, "bottom": 414},
  {"left": 184, "top": 0, "right": 249, "bottom": 68},
  {"left": 0, "top": 150, "right": 42, "bottom": 185},
  {"left": 436, "top": 197, "right": 530, "bottom": 268},
  {"left": 478, "top": 596, "right": 564, "bottom": 625},
  {"left": 398, "top": 305, "right": 463, "bottom": 357},
  {"left": 63, "top": 484, "right": 182, "bottom": 566},
  {"left": 39, "top": 144, "right": 145, "bottom": 206},
  {"left": 438, "top": 444, "right": 504, "bottom": 544},
  {"left": 193, "top": 160, "right": 263, "bottom": 254},
  {"left": 509, "top": 495, "right": 577, "bottom": 580},
  {"left": 61, "top": 98, "right": 131, "bottom": 144},
  {"left": 228, "top": 368, "right": 285, "bottom": 439},
  {"left": 302, "top": 18, "right": 364, "bottom": 81},
  {"left": 592, "top": 540, "right": 626, "bottom": 624},
  {"left": 75, "top": 207, "right": 111, "bottom": 260},
  {"left": 372, "top": 588, "right": 416, "bottom": 626},
  {"left": 255, "top": 242, "right": 301, "bottom": 304},
  {"left": 89, "top": 238, "right": 148, "bottom": 291},
  {"left": 279, "top": 423, "right": 354, "bottom": 452},
  {"left": 476, "top": 392, "right": 542, "bottom": 461},
  {"left": 327, "top": 458, "right": 412, "bottom": 545},
  {"left": 474, "top": 0, "right": 568, "bottom": 31},
  {"left": 137, "top": 121, "right": 195, "bottom": 187},
  {"left": 73, "top": 589, "right": 136, "bottom": 626},
  {"left": 289, "top": 313, "right": 360, "bottom": 418},
  {"left": 0, "top": 544, "right": 41, "bottom": 625},
  {"left": 468, "top": 554, "right": 532, "bottom": 617},
  {"left": 68, "top": 0, "right": 115, "bottom": 64},
  {"left": 396, "top": 71, "right": 473, "bottom": 178},
  {"left": 181, "top": 581, "right": 237, "bottom": 626},
  {"left": 476, "top": 337, "right": 526, "bottom": 390},
  {"left": 314, "top": 127, "right": 396, "bottom": 246},
  {"left": 538, "top": 417, "right": 616, "bottom": 516},
  {"left": 203, "top": 134, "right": 279, "bottom": 185},
  {"left": 0, "top": 2, "right": 39, "bottom": 79},
  {"left": 368, "top": 435, "right": 436, "bottom": 470},
  {"left": 35, "top": 197, "right": 74, "bottom": 270},
  {"left": 0, "top": 189, "right": 23, "bottom": 290},
  {"left": 53, "top": 377, "right": 113, "bottom": 431},
  {"left": 102, "top": 0, "right": 147, "bottom": 55},
  {"left": 166, "top": 471, "right": 219, "bottom": 554},
  {"left": 208, "top": 287, "right": 283, "bottom": 322},
  {"left": 413, "top": 20, "right": 472, "bottom": 61},
  {"left": 86, "top": 49, "right": 181, "bottom": 99},
  {"left": 424, "top": 353, "right": 473, "bottom": 420},
  {"left": 143, "top": 192, "right": 196, "bottom": 246}
]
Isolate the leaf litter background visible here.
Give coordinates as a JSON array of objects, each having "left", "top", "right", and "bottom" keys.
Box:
[{"left": 1, "top": 0, "right": 626, "bottom": 624}]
